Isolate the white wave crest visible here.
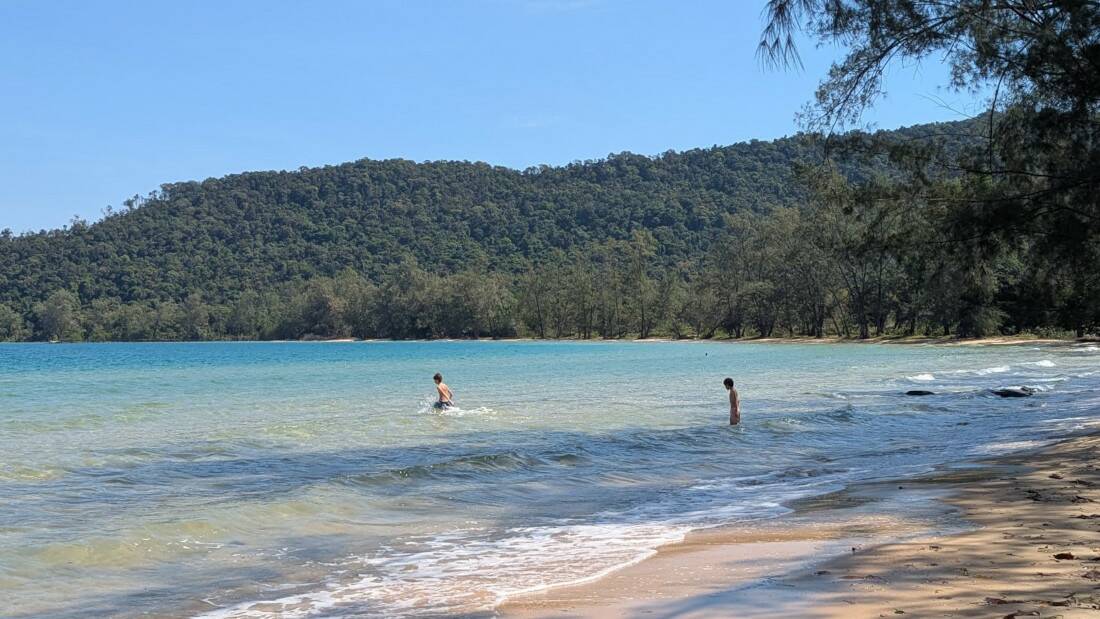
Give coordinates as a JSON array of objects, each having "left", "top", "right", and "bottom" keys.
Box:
[
  {"left": 974, "top": 439, "right": 1057, "bottom": 455},
  {"left": 194, "top": 477, "right": 821, "bottom": 619},
  {"left": 195, "top": 520, "right": 688, "bottom": 618},
  {"left": 436, "top": 406, "right": 497, "bottom": 418},
  {"left": 415, "top": 397, "right": 495, "bottom": 418}
]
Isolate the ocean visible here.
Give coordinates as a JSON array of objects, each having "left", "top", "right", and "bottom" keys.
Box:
[{"left": 2, "top": 340, "right": 1099, "bottom": 618}]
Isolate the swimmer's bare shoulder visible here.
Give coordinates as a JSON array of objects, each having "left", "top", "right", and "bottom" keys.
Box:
[{"left": 723, "top": 377, "right": 741, "bottom": 426}]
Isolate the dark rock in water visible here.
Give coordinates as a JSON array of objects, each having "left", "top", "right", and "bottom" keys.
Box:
[
  {"left": 906, "top": 390, "right": 935, "bottom": 396},
  {"left": 992, "top": 387, "right": 1037, "bottom": 398}
]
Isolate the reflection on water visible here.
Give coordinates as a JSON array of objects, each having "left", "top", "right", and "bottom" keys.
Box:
[{"left": 1, "top": 341, "right": 1099, "bottom": 617}]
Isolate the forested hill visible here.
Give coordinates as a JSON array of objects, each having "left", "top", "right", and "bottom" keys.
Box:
[
  {"left": 2, "top": 119, "right": 1007, "bottom": 342},
  {"left": 1, "top": 139, "right": 806, "bottom": 309},
  {"left": 1, "top": 120, "right": 965, "bottom": 311}
]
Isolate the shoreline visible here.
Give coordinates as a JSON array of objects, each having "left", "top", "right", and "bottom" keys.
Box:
[
  {"left": 499, "top": 433, "right": 1100, "bottom": 618},
  {"left": 4, "top": 335, "right": 1090, "bottom": 346}
]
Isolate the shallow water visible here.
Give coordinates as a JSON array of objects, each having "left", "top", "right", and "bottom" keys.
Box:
[{"left": 2, "top": 340, "right": 1099, "bottom": 618}]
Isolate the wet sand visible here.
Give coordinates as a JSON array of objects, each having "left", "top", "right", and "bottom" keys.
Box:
[
  {"left": 734, "top": 335, "right": 1072, "bottom": 346},
  {"left": 500, "top": 434, "right": 1100, "bottom": 618}
]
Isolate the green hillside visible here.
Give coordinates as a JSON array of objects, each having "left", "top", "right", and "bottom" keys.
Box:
[
  {"left": 5, "top": 119, "right": 1064, "bottom": 342},
  {"left": 1, "top": 140, "right": 811, "bottom": 308}
]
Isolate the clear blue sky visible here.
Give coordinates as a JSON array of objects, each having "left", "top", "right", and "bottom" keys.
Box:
[{"left": 1, "top": 0, "right": 982, "bottom": 233}]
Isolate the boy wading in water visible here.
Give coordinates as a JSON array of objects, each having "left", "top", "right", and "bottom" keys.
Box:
[
  {"left": 433, "top": 373, "right": 454, "bottom": 409},
  {"left": 724, "top": 377, "right": 740, "bottom": 425}
]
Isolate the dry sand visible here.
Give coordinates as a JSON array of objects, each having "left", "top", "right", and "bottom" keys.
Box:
[
  {"left": 733, "top": 335, "right": 1072, "bottom": 347},
  {"left": 500, "top": 435, "right": 1100, "bottom": 618}
]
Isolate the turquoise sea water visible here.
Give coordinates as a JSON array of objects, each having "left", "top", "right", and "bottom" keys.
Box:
[{"left": 2, "top": 340, "right": 1100, "bottom": 618}]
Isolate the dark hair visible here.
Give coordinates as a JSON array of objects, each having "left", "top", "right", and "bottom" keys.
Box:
[
  {"left": 434, "top": 373, "right": 442, "bottom": 382},
  {"left": 723, "top": 377, "right": 734, "bottom": 388}
]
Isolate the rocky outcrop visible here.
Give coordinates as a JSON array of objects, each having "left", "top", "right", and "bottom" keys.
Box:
[{"left": 992, "top": 386, "right": 1037, "bottom": 398}]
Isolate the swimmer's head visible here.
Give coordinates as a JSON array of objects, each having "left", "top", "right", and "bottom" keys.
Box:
[
  {"left": 723, "top": 377, "right": 734, "bottom": 389},
  {"left": 434, "top": 373, "right": 443, "bottom": 384}
]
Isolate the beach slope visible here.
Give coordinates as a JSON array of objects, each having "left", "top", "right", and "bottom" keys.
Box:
[{"left": 502, "top": 434, "right": 1100, "bottom": 618}]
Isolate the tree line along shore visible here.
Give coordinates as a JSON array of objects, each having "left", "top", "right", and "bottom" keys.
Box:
[
  {"left": 4, "top": 171, "right": 1094, "bottom": 343},
  {"left": 1, "top": 120, "right": 1096, "bottom": 344}
]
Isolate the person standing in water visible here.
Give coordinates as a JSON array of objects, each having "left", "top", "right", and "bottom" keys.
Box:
[
  {"left": 724, "top": 377, "right": 740, "bottom": 425},
  {"left": 433, "top": 373, "right": 454, "bottom": 409}
]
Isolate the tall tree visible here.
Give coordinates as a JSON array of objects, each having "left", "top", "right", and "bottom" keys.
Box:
[
  {"left": 761, "top": 0, "right": 1100, "bottom": 336},
  {"left": 0, "top": 304, "right": 29, "bottom": 341},
  {"left": 180, "top": 292, "right": 211, "bottom": 340},
  {"left": 628, "top": 230, "right": 659, "bottom": 338},
  {"left": 35, "top": 290, "right": 83, "bottom": 341}
]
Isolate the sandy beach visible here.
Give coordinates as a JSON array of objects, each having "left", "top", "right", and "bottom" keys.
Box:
[
  {"left": 728, "top": 335, "right": 1077, "bottom": 347},
  {"left": 501, "top": 434, "right": 1100, "bottom": 618}
]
